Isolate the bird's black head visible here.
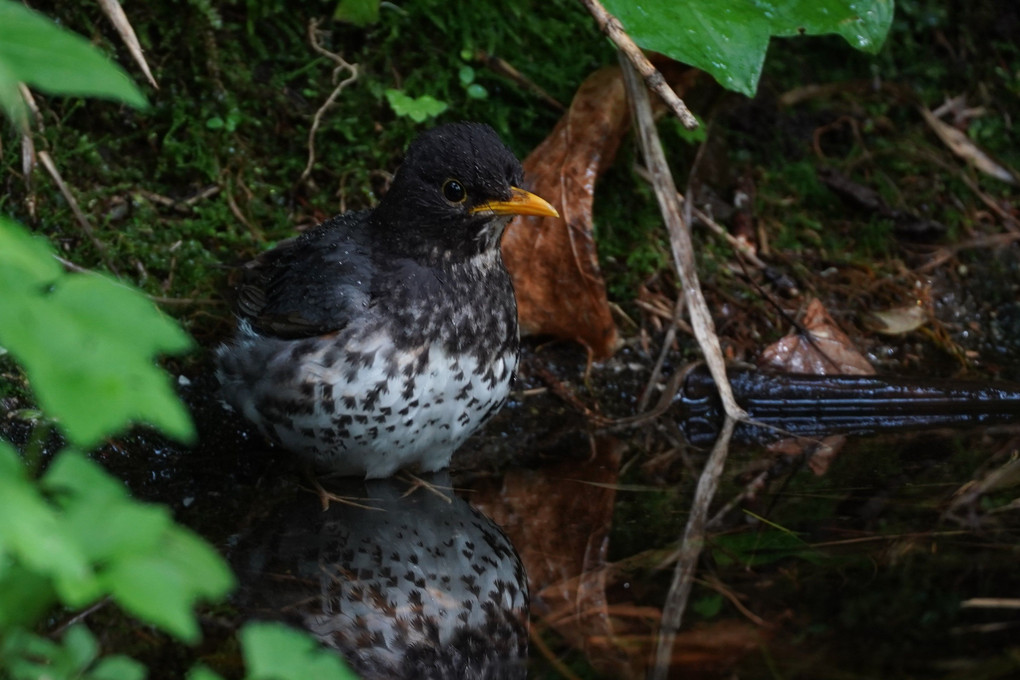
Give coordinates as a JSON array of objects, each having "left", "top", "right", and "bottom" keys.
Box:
[{"left": 371, "top": 122, "right": 557, "bottom": 262}]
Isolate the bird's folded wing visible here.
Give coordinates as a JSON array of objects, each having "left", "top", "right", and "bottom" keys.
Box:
[{"left": 235, "top": 212, "right": 375, "bottom": 339}]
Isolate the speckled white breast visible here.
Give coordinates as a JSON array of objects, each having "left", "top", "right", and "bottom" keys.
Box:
[{"left": 217, "top": 321, "right": 515, "bottom": 478}]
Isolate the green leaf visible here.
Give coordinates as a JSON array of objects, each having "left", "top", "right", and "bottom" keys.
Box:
[
  {"left": 0, "top": 216, "right": 63, "bottom": 288},
  {"left": 160, "top": 529, "right": 236, "bottom": 604},
  {"left": 0, "top": 561, "right": 55, "bottom": 630},
  {"left": 334, "top": 0, "right": 381, "bottom": 26},
  {"left": 3, "top": 450, "right": 234, "bottom": 643},
  {"left": 44, "top": 453, "right": 234, "bottom": 641},
  {"left": 88, "top": 655, "right": 147, "bottom": 680},
  {"left": 242, "top": 622, "right": 357, "bottom": 680},
  {"left": 0, "top": 0, "right": 147, "bottom": 116},
  {"left": 62, "top": 624, "right": 100, "bottom": 671},
  {"left": 43, "top": 452, "right": 172, "bottom": 562},
  {"left": 711, "top": 528, "right": 823, "bottom": 567},
  {"left": 97, "top": 525, "right": 234, "bottom": 642},
  {"left": 0, "top": 443, "right": 99, "bottom": 607},
  {"left": 384, "top": 89, "right": 448, "bottom": 123},
  {"left": 0, "top": 217, "right": 195, "bottom": 447},
  {"left": 691, "top": 593, "right": 724, "bottom": 618},
  {"left": 0, "top": 625, "right": 145, "bottom": 680},
  {"left": 0, "top": 54, "right": 27, "bottom": 126},
  {"left": 187, "top": 665, "right": 226, "bottom": 680},
  {"left": 602, "top": 0, "right": 893, "bottom": 96},
  {"left": 102, "top": 553, "right": 200, "bottom": 642}
]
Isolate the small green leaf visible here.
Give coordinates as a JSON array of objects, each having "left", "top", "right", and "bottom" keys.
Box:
[
  {"left": 97, "top": 524, "right": 234, "bottom": 643},
  {"left": 334, "top": 0, "right": 381, "bottom": 26},
  {"left": 384, "top": 89, "right": 448, "bottom": 123},
  {"left": 103, "top": 553, "right": 198, "bottom": 642},
  {"left": 458, "top": 65, "right": 476, "bottom": 86},
  {"left": 186, "top": 665, "right": 226, "bottom": 680},
  {"left": 62, "top": 624, "right": 100, "bottom": 671},
  {"left": 0, "top": 561, "right": 56, "bottom": 629},
  {"left": 88, "top": 654, "right": 147, "bottom": 680},
  {"left": 242, "top": 622, "right": 357, "bottom": 680},
  {"left": 691, "top": 593, "right": 724, "bottom": 619},
  {"left": 160, "top": 529, "right": 236, "bottom": 603},
  {"left": 465, "top": 83, "right": 488, "bottom": 100},
  {"left": 0, "top": 1, "right": 147, "bottom": 110}
]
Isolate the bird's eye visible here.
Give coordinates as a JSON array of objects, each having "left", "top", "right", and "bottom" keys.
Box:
[{"left": 442, "top": 179, "right": 467, "bottom": 204}]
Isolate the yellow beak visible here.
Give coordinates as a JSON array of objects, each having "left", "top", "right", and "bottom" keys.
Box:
[{"left": 471, "top": 186, "right": 559, "bottom": 218}]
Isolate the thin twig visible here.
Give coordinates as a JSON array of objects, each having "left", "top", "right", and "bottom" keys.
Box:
[
  {"left": 473, "top": 49, "right": 564, "bottom": 111},
  {"left": 300, "top": 19, "right": 359, "bottom": 184},
  {"left": 633, "top": 165, "right": 769, "bottom": 269},
  {"left": 37, "top": 150, "right": 119, "bottom": 274},
  {"left": 651, "top": 416, "right": 735, "bottom": 680},
  {"left": 915, "top": 232, "right": 1020, "bottom": 274},
  {"left": 221, "top": 171, "right": 262, "bottom": 240},
  {"left": 579, "top": 0, "right": 698, "bottom": 129},
  {"left": 636, "top": 294, "right": 685, "bottom": 412},
  {"left": 620, "top": 56, "right": 746, "bottom": 421},
  {"left": 50, "top": 598, "right": 111, "bottom": 637},
  {"left": 97, "top": 0, "right": 158, "bottom": 89}
]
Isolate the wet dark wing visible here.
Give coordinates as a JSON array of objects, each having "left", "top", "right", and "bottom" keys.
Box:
[{"left": 236, "top": 211, "right": 376, "bottom": 339}]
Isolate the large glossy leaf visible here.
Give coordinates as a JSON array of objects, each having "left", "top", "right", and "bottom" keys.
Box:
[{"left": 602, "top": 0, "right": 893, "bottom": 95}]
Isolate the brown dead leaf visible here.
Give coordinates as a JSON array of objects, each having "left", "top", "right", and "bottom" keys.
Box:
[
  {"left": 761, "top": 299, "right": 872, "bottom": 467},
  {"left": 503, "top": 67, "right": 628, "bottom": 358},
  {"left": 760, "top": 298, "right": 875, "bottom": 375},
  {"left": 503, "top": 63, "right": 700, "bottom": 358}
]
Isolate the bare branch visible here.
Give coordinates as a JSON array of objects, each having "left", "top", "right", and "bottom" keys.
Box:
[
  {"left": 579, "top": 0, "right": 698, "bottom": 129},
  {"left": 652, "top": 416, "right": 735, "bottom": 680},
  {"left": 620, "top": 56, "right": 746, "bottom": 421}
]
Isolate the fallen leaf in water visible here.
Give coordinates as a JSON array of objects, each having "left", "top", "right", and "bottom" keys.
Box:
[
  {"left": 467, "top": 436, "right": 628, "bottom": 674},
  {"left": 760, "top": 298, "right": 875, "bottom": 375},
  {"left": 761, "top": 299, "right": 872, "bottom": 468},
  {"left": 864, "top": 304, "right": 928, "bottom": 335},
  {"left": 920, "top": 107, "right": 1017, "bottom": 184}
]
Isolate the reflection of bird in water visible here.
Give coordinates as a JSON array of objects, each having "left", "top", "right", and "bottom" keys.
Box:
[{"left": 234, "top": 473, "right": 529, "bottom": 679}]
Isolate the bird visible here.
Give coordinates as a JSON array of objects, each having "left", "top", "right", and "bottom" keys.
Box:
[
  {"left": 216, "top": 122, "right": 559, "bottom": 478},
  {"left": 234, "top": 473, "right": 530, "bottom": 680}
]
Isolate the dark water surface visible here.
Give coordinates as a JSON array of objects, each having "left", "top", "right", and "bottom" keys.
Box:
[{"left": 111, "top": 342, "right": 1018, "bottom": 679}]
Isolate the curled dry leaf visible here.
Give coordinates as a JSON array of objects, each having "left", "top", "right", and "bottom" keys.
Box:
[
  {"left": 760, "top": 298, "right": 875, "bottom": 376},
  {"left": 864, "top": 304, "right": 928, "bottom": 335},
  {"left": 502, "top": 66, "right": 629, "bottom": 359}
]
